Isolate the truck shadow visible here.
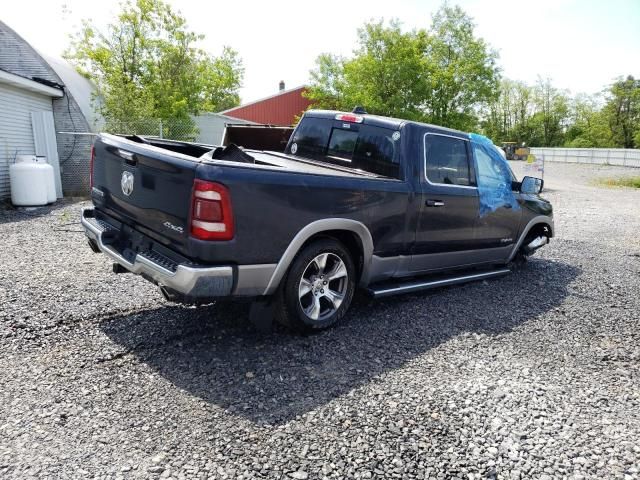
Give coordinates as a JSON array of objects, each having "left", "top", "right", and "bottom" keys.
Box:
[{"left": 100, "top": 258, "right": 579, "bottom": 426}]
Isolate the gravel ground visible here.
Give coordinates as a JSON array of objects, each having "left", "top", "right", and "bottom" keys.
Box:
[{"left": 1, "top": 162, "right": 639, "bottom": 480}]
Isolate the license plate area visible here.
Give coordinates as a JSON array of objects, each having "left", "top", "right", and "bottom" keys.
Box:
[
  {"left": 95, "top": 209, "right": 192, "bottom": 271},
  {"left": 117, "top": 224, "right": 153, "bottom": 262}
]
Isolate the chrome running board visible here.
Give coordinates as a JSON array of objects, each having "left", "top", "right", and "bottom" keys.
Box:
[{"left": 366, "top": 268, "right": 511, "bottom": 298}]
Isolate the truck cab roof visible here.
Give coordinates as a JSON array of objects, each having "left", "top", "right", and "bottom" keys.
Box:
[{"left": 303, "top": 109, "right": 470, "bottom": 139}]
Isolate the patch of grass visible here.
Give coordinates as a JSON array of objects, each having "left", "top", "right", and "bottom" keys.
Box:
[{"left": 596, "top": 177, "right": 640, "bottom": 189}]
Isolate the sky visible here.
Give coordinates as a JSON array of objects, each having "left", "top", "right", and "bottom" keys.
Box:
[{"left": 2, "top": 0, "right": 639, "bottom": 103}]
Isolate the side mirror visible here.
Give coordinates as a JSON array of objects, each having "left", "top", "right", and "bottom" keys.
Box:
[{"left": 520, "top": 176, "right": 543, "bottom": 194}]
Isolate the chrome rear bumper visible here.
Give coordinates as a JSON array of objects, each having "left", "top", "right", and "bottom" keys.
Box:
[{"left": 80, "top": 208, "right": 233, "bottom": 297}]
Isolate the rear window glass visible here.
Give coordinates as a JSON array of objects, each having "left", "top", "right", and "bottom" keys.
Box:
[
  {"left": 327, "top": 129, "right": 358, "bottom": 160},
  {"left": 288, "top": 118, "right": 401, "bottom": 178}
]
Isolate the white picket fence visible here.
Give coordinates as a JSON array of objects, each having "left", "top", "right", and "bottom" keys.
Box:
[{"left": 529, "top": 148, "right": 640, "bottom": 168}]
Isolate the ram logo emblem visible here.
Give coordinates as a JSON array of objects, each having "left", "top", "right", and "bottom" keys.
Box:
[{"left": 121, "top": 171, "right": 134, "bottom": 196}]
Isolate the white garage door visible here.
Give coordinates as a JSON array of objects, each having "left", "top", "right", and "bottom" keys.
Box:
[{"left": 0, "top": 82, "right": 53, "bottom": 198}]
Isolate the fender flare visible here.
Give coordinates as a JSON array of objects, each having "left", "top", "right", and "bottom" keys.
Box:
[
  {"left": 263, "top": 218, "right": 374, "bottom": 295},
  {"left": 507, "top": 215, "right": 554, "bottom": 262}
]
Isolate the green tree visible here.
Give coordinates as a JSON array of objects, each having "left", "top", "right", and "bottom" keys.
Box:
[
  {"left": 482, "top": 77, "right": 575, "bottom": 147},
  {"left": 342, "top": 21, "right": 429, "bottom": 121},
  {"left": 307, "top": 21, "right": 429, "bottom": 121},
  {"left": 604, "top": 75, "right": 640, "bottom": 148},
  {"left": 422, "top": 4, "right": 500, "bottom": 130},
  {"left": 65, "top": 0, "right": 243, "bottom": 139},
  {"left": 482, "top": 75, "right": 640, "bottom": 148},
  {"left": 564, "top": 94, "right": 614, "bottom": 147},
  {"left": 306, "top": 4, "right": 500, "bottom": 131},
  {"left": 483, "top": 79, "right": 534, "bottom": 144},
  {"left": 306, "top": 53, "right": 349, "bottom": 111},
  {"left": 533, "top": 78, "right": 569, "bottom": 146}
]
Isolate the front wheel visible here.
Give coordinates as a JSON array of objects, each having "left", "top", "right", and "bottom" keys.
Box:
[{"left": 275, "top": 238, "right": 356, "bottom": 331}]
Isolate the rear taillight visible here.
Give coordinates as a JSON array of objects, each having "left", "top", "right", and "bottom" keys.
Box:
[
  {"left": 89, "top": 144, "right": 95, "bottom": 189},
  {"left": 190, "top": 180, "right": 234, "bottom": 241}
]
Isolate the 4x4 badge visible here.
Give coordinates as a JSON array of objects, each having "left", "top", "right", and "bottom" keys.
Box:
[{"left": 121, "top": 171, "right": 134, "bottom": 196}]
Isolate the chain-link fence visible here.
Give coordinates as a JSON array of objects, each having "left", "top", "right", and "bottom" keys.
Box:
[
  {"left": 58, "top": 118, "right": 199, "bottom": 197},
  {"left": 104, "top": 118, "right": 199, "bottom": 142}
]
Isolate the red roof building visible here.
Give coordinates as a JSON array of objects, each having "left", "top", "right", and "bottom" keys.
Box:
[{"left": 220, "top": 84, "right": 313, "bottom": 126}]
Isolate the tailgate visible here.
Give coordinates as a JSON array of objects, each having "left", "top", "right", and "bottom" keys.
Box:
[{"left": 91, "top": 135, "right": 198, "bottom": 253}]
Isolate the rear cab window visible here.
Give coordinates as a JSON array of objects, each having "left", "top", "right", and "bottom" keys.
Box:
[{"left": 286, "top": 116, "right": 402, "bottom": 179}]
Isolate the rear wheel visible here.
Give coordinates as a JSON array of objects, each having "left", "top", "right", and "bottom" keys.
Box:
[{"left": 275, "top": 239, "right": 356, "bottom": 331}]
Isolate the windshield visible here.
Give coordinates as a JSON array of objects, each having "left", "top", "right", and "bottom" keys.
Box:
[{"left": 286, "top": 117, "right": 402, "bottom": 179}]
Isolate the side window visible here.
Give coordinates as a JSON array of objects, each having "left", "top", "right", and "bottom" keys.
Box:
[
  {"left": 473, "top": 144, "right": 512, "bottom": 189},
  {"left": 424, "top": 135, "right": 471, "bottom": 186}
]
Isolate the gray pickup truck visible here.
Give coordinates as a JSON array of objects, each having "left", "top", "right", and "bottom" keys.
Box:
[{"left": 81, "top": 109, "right": 553, "bottom": 331}]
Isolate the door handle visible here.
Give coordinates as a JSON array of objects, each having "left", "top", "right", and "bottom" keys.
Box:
[
  {"left": 117, "top": 149, "right": 137, "bottom": 166},
  {"left": 503, "top": 203, "right": 512, "bottom": 209},
  {"left": 426, "top": 199, "right": 445, "bottom": 207}
]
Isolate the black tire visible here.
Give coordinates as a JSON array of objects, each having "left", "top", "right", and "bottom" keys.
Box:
[{"left": 275, "top": 238, "right": 356, "bottom": 332}]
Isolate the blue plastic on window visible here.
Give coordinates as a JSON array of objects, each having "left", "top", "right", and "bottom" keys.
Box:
[{"left": 469, "top": 133, "right": 520, "bottom": 217}]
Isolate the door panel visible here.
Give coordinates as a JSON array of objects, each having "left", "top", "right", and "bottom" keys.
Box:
[
  {"left": 474, "top": 206, "right": 522, "bottom": 251},
  {"left": 411, "top": 185, "right": 479, "bottom": 272},
  {"left": 471, "top": 141, "right": 522, "bottom": 260},
  {"left": 410, "top": 132, "right": 480, "bottom": 273}
]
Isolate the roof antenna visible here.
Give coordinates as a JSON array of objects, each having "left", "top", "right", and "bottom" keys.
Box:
[{"left": 352, "top": 106, "right": 367, "bottom": 114}]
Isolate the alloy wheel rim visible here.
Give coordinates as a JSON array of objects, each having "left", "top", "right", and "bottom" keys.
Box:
[{"left": 298, "top": 253, "right": 348, "bottom": 322}]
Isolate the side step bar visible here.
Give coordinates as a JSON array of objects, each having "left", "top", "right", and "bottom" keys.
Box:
[{"left": 366, "top": 268, "right": 511, "bottom": 298}]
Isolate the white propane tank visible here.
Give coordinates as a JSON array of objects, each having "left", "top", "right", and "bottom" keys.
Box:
[
  {"left": 9, "top": 155, "right": 49, "bottom": 206},
  {"left": 36, "top": 156, "right": 57, "bottom": 203}
]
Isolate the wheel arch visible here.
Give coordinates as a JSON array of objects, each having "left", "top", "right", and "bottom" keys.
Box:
[
  {"left": 507, "top": 215, "right": 554, "bottom": 262},
  {"left": 263, "top": 219, "right": 374, "bottom": 295}
]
